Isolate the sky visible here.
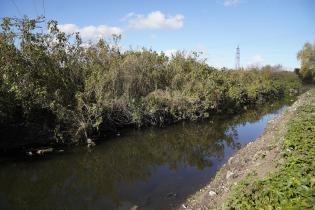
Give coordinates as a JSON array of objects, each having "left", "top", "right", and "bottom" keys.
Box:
[{"left": 1, "top": 0, "right": 314, "bottom": 69}]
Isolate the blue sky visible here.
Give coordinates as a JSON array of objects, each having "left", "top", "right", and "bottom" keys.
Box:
[{"left": 1, "top": 0, "right": 314, "bottom": 69}]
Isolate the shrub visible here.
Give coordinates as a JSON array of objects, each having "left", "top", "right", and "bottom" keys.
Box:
[{"left": 0, "top": 16, "right": 304, "bottom": 145}]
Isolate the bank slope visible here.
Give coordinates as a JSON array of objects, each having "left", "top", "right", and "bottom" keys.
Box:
[{"left": 180, "top": 88, "right": 315, "bottom": 210}]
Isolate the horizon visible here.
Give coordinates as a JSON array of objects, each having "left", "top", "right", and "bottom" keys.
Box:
[{"left": 1, "top": 0, "right": 314, "bottom": 69}]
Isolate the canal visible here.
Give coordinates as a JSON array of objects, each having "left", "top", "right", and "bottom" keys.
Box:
[{"left": 0, "top": 98, "right": 295, "bottom": 210}]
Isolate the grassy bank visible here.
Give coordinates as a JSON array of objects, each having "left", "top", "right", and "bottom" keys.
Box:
[
  {"left": 221, "top": 89, "right": 315, "bottom": 209},
  {"left": 0, "top": 17, "right": 304, "bottom": 146}
]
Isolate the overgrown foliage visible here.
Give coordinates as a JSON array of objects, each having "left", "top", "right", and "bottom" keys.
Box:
[
  {"left": 297, "top": 42, "right": 315, "bottom": 83},
  {"left": 0, "top": 17, "right": 303, "bottom": 145},
  {"left": 221, "top": 90, "right": 315, "bottom": 209}
]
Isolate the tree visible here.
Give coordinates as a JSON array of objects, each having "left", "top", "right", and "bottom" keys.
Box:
[{"left": 297, "top": 42, "right": 315, "bottom": 82}]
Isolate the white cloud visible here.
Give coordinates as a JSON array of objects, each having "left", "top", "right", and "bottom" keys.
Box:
[
  {"left": 57, "top": 24, "right": 79, "bottom": 34},
  {"left": 79, "top": 42, "right": 91, "bottom": 48},
  {"left": 223, "top": 0, "right": 240, "bottom": 6},
  {"left": 57, "top": 24, "right": 123, "bottom": 39},
  {"left": 125, "top": 11, "right": 184, "bottom": 29},
  {"left": 163, "top": 49, "right": 177, "bottom": 57},
  {"left": 121, "top": 12, "right": 136, "bottom": 21},
  {"left": 247, "top": 54, "right": 264, "bottom": 66},
  {"left": 162, "top": 47, "right": 209, "bottom": 59}
]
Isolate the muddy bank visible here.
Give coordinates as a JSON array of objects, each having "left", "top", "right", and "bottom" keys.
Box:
[{"left": 179, "top": 89, "right": 313, "bottom": 210}]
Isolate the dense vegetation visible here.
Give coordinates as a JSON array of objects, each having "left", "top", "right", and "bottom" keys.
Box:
[
  {"left": 0, "top": 17, "right": 303, "bottom": 145},
  {"left": 296, "top": 42, "right": 315, "bottom": 83},
  {"left": 221, "top": 89, "right": 315, "bottom": 209}
]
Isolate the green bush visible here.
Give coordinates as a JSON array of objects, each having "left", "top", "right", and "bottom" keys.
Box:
[
  {"left": 0, "top": 16, "right": 304, "bottom": 144},
  {"left": 297, "top": 42, "right": 315, "bottom": 83}
]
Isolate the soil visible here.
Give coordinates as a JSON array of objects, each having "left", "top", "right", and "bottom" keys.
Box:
[{"left": 178, "top": 90, "right": 312, "bottom": 210}]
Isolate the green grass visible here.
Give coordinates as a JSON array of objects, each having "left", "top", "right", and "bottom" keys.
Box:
[{"left": 221, "top": 92, "right": 315, "bottom": 210}]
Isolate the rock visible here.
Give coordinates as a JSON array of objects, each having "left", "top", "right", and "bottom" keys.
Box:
[
  {"left": 36, "top": 148, "right": 53, "bottom": 155},
  {"left": 228, "top": 157, "right": 234, "bottom": 165},
  {"left": 166, "top": 192, "right": 177, "bottom": 199},
  {"left": 289, "top": 88, "right": 298, "bottom": 95},
  {"left": 226, "top": 170, "right": 235, "bottom": 179},
  {"left": 87, "top": 138, "right": 96, "bottom": 147},
  {"left": 222, "top": 186, "right": 229, "bottom": 192},
  {"left": 253, "top": 150, "right": 264, "bottom": 160},
  {"left": 130, "top": 205, "right": 138, "bottom": 210},
  {"left": 253, "top": 153, "right": 259, "bottom": 160},
  {"left": 208, "top": 191, "right": 217, "bottom": 196}
]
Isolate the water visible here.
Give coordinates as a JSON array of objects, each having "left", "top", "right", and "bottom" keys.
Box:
[{"left": 0, "top": 99, "right": 294, "bottom": 210}]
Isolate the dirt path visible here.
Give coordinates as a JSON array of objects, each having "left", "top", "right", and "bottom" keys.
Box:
[{"left": 178, "top": 90, "right": 312, "bottom": 210}]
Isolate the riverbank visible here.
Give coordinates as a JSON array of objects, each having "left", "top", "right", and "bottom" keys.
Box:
[{"left": 180, "top": 88, "right": 315, "bottom": 209}]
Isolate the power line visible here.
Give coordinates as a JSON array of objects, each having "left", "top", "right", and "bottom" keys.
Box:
[
  {"left": 33, "top": 0, "right": 39, "bottom": 16},
  {"left": 42, "top": 0, "right": 46, "bottom": 17},
  {"left": 9, "top": 0, "right": 22, "bottom": 16}
]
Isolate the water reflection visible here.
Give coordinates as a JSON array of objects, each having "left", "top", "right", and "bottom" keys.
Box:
[{"left": 0, "top": 98, "right": 294, "bottom": 210}]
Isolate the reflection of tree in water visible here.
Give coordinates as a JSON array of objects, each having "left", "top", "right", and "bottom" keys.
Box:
[
  {"left": 224, "top": 126, "right": 241, "bottom": 150},
  {"left": 0, "top": 97, "right": 294, "bottom": 210}
]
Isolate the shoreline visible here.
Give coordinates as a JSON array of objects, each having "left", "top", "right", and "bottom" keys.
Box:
[
  {"left": 0, "top": 94, "right": 298, "bottom": 156},
  {"left": 179, "top": 89, "right": 314, "bottom": 210}
]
